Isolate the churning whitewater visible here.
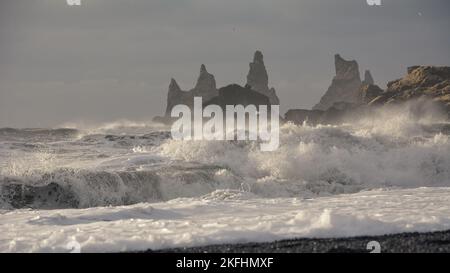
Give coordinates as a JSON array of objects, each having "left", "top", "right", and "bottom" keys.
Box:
[{"left": 1, "top": 110, "right": 450, "bottom": 252}]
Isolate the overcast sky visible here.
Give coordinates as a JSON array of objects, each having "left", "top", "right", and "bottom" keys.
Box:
[{"left": 0, "top": 0, "right": 449, "bottom": 127}]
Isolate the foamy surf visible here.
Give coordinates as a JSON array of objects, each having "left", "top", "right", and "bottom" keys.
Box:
[
  {"left": 2, "top": 187, "right": 450, "bottom": 253},
  {"left": 1, "top": 117, "right": 450, "bottom": 209},
  {"left": 1, "top": 115, "right": 450, "bottom": 252}
]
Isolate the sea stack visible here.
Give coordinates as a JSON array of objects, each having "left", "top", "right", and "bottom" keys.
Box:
[
  {"left": 246, "top": 51, "right": 280, "bottom": 105},
  {"left": 363, "top": 70, "right": 374, "bottom": 85},
  {"left": 194, "top": 64, "right": 218, "bottom": 101},
  {"left": 313, "top": 54, "right": 362, "bottom": 110},
  {"left": 165, "top": 78, "right": 184, "bottom": 116},
  {"left": 162, "top": 64, "right": 218, "bottom": 118},
  {"left": 157, "top": 51, "right": 279, "bottom": 124}
]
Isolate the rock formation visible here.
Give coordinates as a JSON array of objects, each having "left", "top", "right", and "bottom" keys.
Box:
[
  {"left": 363, "top": 70, "right": 374, "bottom": 85},
  {"left": 162, "top": 64, "right": 219, "bottom": 117},
  {"left": 313, "top": 54, "right": 362, "bottom": 111},
  {"left": 358, "top": 83, "right": 384, "bottom": 104},
  {"left": 286, "top": 64, "right": 450, "bottom": 125},
  {"left": 156, "top": 50, "right": 450, "bottom": 126},
  {"left": 369, "top": 66, "right": 450, "bottom": 117},
  {"left": 285, "top": 102, "right": 371, "bottom": 126},
  {"left": 285, "top": 54, "right": 384, "bottom": 125},
  {"left": 204, "top": 84, "right": 271, "bottom": 109},
  {"left": 284, "top": 109, "right": 324, "bottom": 125},
  {"left": 246, "top": 51, "right": 280, "bottom": 105},
  {"left": 164, "top": 78, "right": 185, "bottom": 116},
  {"left": 194, "top": 64, "right": 218, "bottom": 100},
  {"left": 155, "top": 51, "right": 280, "bottom": 124},
  {"left": 372, "top": 66, "right": 450, "bottom": 104}
]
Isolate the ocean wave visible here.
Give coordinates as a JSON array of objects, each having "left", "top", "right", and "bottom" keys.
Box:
[
  {"left": 0, "top": 128, "right": 80, "bottom": 142},
  {"left": 157, "top": 120, "right": 450, "bottom": 193},
  {"left": 1, "top": 113, "right": 449, "bottom": 209},
  {"left": 0, "top": 165, "right": 244, "bottom": 209}
]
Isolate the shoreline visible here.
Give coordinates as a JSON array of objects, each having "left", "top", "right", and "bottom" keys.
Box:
[{"left": 143, "top": 230, "right": 450, "bottom": 253}]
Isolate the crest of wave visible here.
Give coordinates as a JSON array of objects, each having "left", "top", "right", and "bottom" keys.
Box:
[
  {"left": 157, "top": 110, "right": 450, "bottom": 197},
  {"left": 58, "top": 119, "right": 170, "bottom": 136},
  {"left": 0, "top": 151, "right": 57, "bottom": 178}
]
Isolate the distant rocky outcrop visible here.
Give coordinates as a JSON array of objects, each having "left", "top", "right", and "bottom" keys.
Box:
[
  {"left": 287, "top": 54, "right": 376, "bottom": 125},
  {"left": 204, "top": 84, "right": 271, "bottom": 109},
  {"left": 369, "top": 66, "right": 450, "bottom": 110},
  {"left": 246, "top": 51, "right": 280, "bottom": 105},
  {"left": 319, "top": 102, "right": 370, "bottom": 125},
  {"left": 313, "top": 54, "right": 363, "bottom": 111},
  {"left": 156, "top": 51, "right": 450, "bottom": 127},
  {"left": 163, "top": 64, "right": 218, "bottom": 117},
  {"left": 359, "top": 83, "right": 384, "bottom": 104},
  {"left": 285, "top": 102, "right": 371, "bottom": 126},
  {"left": 286, "top": 64, "right": 450, "bottom": 125},
  {"left": 155, "top": 51, "right": 280, "bottom": 124},
  {"left": 164, "top": 78, "right": 185, "bottom": 117},
  {"left": 195, "top": 64, "right": 218, "bottom": 99},
  {"left": 363, "top": 70, "right": 374, "bottom": 85},
  {"left": 284, "top": 109, "right": 324, "bottom": 125}
]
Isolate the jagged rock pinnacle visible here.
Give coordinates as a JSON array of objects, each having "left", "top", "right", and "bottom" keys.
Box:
[
  {"left": 246, "top": 51, "right": 279, "bottom": 105},
  {"left": 313, "top": 54, "right": 362, "bottom": 110},
  {"left": 334, "top": 54, "right": 361, "bottom": 81},
  {"left": 200, "top": 64, "right": 207, "bottom": 74},
  {"left": 253, "top": 50, "right": 264, "bottom": 64},
  {"left": 160, "top": 51, "right": 281, "bottom": 121},
  {"left": 165, "top": 78, "right": 184, "bottom": 116},
  {"left": 194, "top": 64, "right": 216, "bottom": 94},
  {"left": 169, "top": 78, "right": 181, "bottom": 93},
  {"left": 363, "top": 70, "right": 374, "bottom": 85}
]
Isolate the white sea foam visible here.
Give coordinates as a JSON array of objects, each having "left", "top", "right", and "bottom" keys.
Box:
[
  {"left": 158, "top": 120, "right": 450, "bottom": 196},
  {"left": 1, "top": 110, "right": 450, "bottom": 251},
  {"left": 2, "top": 187, "right": 450, "bottom": 252},
  {"left": 1, "top": 113, "right": 449, "bottom": 209}
]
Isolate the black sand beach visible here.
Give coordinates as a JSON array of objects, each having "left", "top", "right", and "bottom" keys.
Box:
[{"left": 146, "top": 230, "right": 450, "bottom": 253}]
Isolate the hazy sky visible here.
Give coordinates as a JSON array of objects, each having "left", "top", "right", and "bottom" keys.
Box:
[{"left": 0, "top": 0, "right": 449, "bottom": 127}]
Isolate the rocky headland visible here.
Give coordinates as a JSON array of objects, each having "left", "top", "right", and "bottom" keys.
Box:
[{"left": 154, "top": 51, "right": 450, "bottom": 126}]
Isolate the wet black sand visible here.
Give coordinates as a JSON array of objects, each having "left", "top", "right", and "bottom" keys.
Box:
[{"left": 145, "top": 230, "right": 450, "bottom": 253}]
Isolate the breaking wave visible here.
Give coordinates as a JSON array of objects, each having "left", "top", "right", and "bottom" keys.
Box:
[{"left": 1, "top": 113, "right": 450, "bottom": 209}]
